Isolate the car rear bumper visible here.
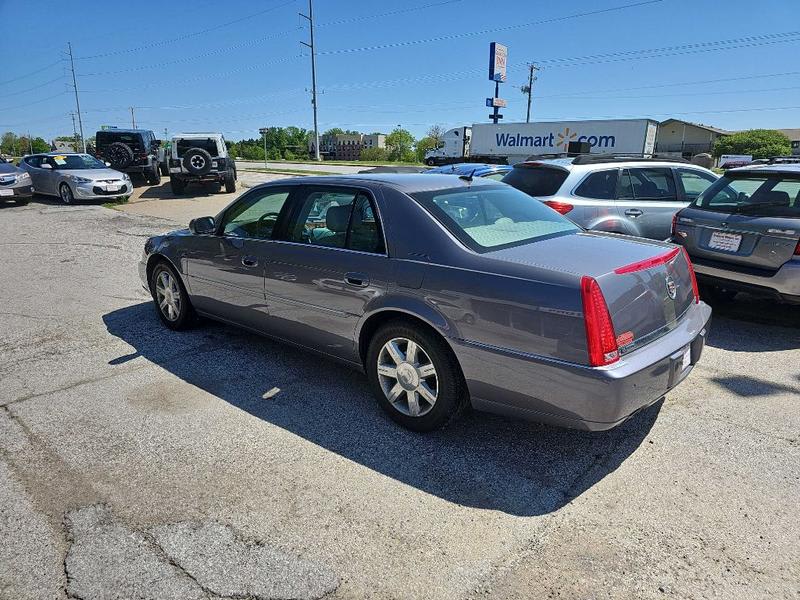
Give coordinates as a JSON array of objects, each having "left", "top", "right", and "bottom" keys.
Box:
[
  {"left": 453, "top": 301, "right": 712, "bottom": 430},
  {"left": 693, "top": 257, "right": 800, "bottom": 301}
]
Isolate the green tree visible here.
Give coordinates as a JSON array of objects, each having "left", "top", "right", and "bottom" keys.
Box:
[
  {"left": 713, "top": 129, "right": 791, "bottom": 159},
  {"left": 1, "top": 132, "right": 18, "bottom": 155},
  {"left": 30, "top": 137, "right": 50, "bottom": 153},
  {"left": 323, "top": 127, "right": 345, "bottom": 136},
  {"left": 415, "top": 135, "right": 438, "bottom": 162},
  {"left": 385, "top": 128, "right": 416, "bottom": 162},
  {"left": 360, "top": 146, "right": 389, "bottom": 161}
]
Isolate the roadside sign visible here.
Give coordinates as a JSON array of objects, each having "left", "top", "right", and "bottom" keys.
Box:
[
  {"left": 489, "top": 42, "right": 507, "bottom": 83},
  {"left": 486, "top": 97, "right": 507, "bottom": 108},
  {"left": 719, "top": 154, "right": 753, "bottom": 167},
  {"left": 259, "top": 128, "right": 269, "bottom": 135}
]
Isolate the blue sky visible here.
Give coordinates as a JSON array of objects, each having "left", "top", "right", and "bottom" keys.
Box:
[{"left": 1, "top": 0, "right": 799, "bottom": 142}]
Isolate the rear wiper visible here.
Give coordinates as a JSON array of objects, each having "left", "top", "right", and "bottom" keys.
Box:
[{"left": 734, "top": 201, "right": 791, "bottom": 214}]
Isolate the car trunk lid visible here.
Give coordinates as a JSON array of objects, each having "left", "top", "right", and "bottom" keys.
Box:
[{"left": 485, "top": 232, "right": 697, "bottom": 356}]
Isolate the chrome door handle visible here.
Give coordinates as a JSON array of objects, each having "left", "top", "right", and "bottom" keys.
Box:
[
  {"left": 344, "top": 272, "right": 369, "bottom": 287},
  {"left": 624, "top": 209, "right": 643, "bottom": 217},
  {"left": 241, "top": 256, "right": 259, "bottom": 268}
]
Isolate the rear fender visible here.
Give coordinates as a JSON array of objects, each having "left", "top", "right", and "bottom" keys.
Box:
[{"left": 586, "top": 215, "right": 640, "bottom": 236}]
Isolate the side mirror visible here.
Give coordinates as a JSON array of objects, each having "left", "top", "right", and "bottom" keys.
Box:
[
  {"left": 189, "top": 216, "right": 216, "bottom": 235},
  {"left": 104, "top": 161, "right": 111, "bottom": 167},
  {"left": 41, "top": 163, "right": 52, "bottom": 170}
]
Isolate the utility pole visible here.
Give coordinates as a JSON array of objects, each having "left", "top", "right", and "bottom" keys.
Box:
[
  {"left": 130, "top": 107, "right": 136, "bottom": 129},
  {"left": 300, "top": 0, "right": 320, "bottom": 161},
  {"left": 520, "top": 63, "right": 539, "bottom": 123},
  {"left": 70, "top": 112, "right": 79, "bottom": 152},
  {"left": 27, "top": 132, "right": 33, "bottom": 154},
  {"left": 66, "top": 42, "right": 86, "bottom": 153}
]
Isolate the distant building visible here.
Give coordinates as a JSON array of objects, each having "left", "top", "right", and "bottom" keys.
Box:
[
  {"left": 309, "top": 132, "right": 386, "bottom": 160},
  {"left": 776, "top": 129, "right": 800, "bottom": 155},
  {"left": 655, "top": 119, "right": 730, "bottom": 157}
]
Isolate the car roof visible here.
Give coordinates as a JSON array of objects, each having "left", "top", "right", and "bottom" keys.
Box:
[
  {"left": 97, "top": 128, "right": 149, "bottom": 134},
  {"left": 514, "top": 157, "right": 712, "bottom": 172},
  {"left": 173, "top": 132, "right": 223, "bottom": 138},
  {"left": 726, "top": 163, "right": 800, "bottom": 176},
  {"left": 427, "top": 163, "right": 511, "bottom": 175},
  {"left": 252, "top": 173, "right": 504, "bottom": 194}
]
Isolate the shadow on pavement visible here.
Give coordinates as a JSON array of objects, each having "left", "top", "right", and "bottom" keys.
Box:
[
  {"left": 103, "top": 302, "right": 659, "bottom": 517},
  {"left": 705, "top": 293, "right": 800, "bottom": 352},
  {"left": 136, "top": 180, "right": 228, "bottom": 200},
  {"left": 710, "top": 374, "right": 800, "bottom": 398}
]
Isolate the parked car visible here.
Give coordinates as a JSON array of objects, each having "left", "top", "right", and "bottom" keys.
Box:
[
  {"left": 424, "top": 163, "right": 512, "bottom": 180},
  {"left": 94, "top": 128, "right": 163, "bottom": 185},
  {"left": 140, "top": 174, "right": 710, "bottom": 432},
  {"left": 502, "top": 155, "right": 718, "bottom": 240},
  {"left": 19, "top": 153, "right": 131, "bottom": 204},
  {"left": 168, "top": 132, "right": 236, "bottom": 195},
  {"left": 672, "top": 163, "right": 800, "bottom": 304},
  {"left": 0, "top": 156, "right": 33, "bottom": 205}
]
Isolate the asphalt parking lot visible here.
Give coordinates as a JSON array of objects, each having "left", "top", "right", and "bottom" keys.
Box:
[{"left": 1, "top": 191, "right": 798, "bottom": 599}]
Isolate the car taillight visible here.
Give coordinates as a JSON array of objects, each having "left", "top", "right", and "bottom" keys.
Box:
[
  {"left": 614, "top": 247, "right": 681, "bottom": 274},
  {"left": 681, "top": 247, "right": 700, "bottom": 304},
  {"left": 581, "top": 276, "right": 619, "bottom": 367},
  {"left": 671, "top": 212, "right": 678, "bottom": 238},
  {"left": 794, "top": 240, "right": 800, "bottom": 255},
  {"left": 544, "top": 200, "right": 574, "bottom": 215}
]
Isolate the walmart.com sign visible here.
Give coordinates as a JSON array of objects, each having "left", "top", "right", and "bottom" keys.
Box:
[{"left": 496, "top": 127, "right": 616, "bottom": 150}]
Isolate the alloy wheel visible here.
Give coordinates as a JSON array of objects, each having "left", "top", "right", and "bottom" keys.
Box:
[
  {"left": 155, "top": 270, "right": 182, "bottom": 321},
  {"left": 59, "top": 184, "right": 73, "bottom": 204},
  {"left": 377, "top": 337, "right": 438, "bottom": 417}
]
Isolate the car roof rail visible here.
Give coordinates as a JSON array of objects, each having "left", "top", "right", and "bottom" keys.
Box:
[
  {"left": 767, "top": 156, "right": 800, "bottom": 164},
  {"left": 570, "top": 153, "right": 691, "bottom": 165}
]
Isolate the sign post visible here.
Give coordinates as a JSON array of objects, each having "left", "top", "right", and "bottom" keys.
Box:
[{"left": 488, "top": 42, "right": 507, "bottom": 124}]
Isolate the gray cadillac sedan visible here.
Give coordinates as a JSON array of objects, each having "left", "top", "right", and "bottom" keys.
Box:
[{"left": 140, "top": 174, "right": 711, "bottom": 432}]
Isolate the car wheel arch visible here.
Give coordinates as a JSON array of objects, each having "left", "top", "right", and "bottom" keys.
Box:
[
  {"left": 356, "top": 307, "right": 456, "bottom": 367},
  {"left": 146, "top": 253, "right": 185, "bottom": 291}
]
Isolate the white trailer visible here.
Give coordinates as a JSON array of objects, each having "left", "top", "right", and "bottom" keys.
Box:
[{"left": 424, "top": 119, "right": 659, "bottom": 165}]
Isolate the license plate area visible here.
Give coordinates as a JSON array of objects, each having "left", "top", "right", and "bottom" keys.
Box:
[
  {"left": 708, "top": 231, "right": 742, "bottom": 252},
  {"left": 0, "top": 189, "right": 13, "bottom": 196},
  {"left": 105, "top": 185, "right": 121, "bottom": 192}
]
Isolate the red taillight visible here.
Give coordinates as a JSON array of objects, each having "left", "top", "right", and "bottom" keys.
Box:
[
  {"left": 671, "top": 213, "right": 678, "bottom": 238},
  {"left": 544, "top": 200, "right": 574, "bottom": 215},
  {"left": 614, "top": 247, "right": 681, "bottom": 275},
  {"left": 681, "top": 247, "right": 700, "bottom": 304},
  {"left": 794, "top": 240, "right": 800, "bottom": 255},
  {"left": 581, "top": 276, "right": 619, "bottom": 367}
]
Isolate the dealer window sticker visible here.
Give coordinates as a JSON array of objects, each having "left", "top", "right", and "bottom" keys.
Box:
[{"left": 53, "top": 156, "right": 67, "bottom": 165}]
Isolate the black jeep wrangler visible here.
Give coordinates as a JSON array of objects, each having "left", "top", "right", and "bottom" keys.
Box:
[{"left": 94, "top": 128, "right": 163, "bottom": 185}]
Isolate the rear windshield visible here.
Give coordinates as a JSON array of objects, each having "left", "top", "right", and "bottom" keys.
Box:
[
  {"left": 96, "top": 132, "right": 142, "bottom": 146},
  {"left": 501, "top": 165, "right": 569, "bottom": 197},
  {"left": 176, "top": 139, "right": 218, "bottom": 157},
  {"left": 693, "top": 174, "right": 800, "bottom": 218},
  {"left": 411, "top": 184, "right": 579, "bottom": 252}
]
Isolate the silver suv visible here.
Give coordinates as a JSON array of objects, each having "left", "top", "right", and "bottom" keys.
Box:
[
  {"left": 502, "top": 156, "right": 718, "bottom": 240},
  {"left": 672, "top": 163, "right": 800, "bottom": 304}
]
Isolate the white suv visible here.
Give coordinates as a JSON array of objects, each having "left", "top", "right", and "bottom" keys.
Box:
[
  {"left": 168, "top": 133, "right": 236, "bottom": 195},
  {"left": 502, "top": 155, "right": 718, "bottom": 240}
]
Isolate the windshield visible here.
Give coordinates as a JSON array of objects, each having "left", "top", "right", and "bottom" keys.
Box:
[
  {"left": 693, "top": 174, "right": 800, "bottom": 218},
  {"left": 411, "top": 184, "right": 579, "bottom": 252},
  {"left": 50, "top": 154, "right": 107, "bottom": 170}
]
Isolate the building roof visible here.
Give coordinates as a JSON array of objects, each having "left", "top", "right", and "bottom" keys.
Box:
[
  {"left": 777, "top": 129, "right": 800, "bottom": 140},
  {"left": 659, "top": 119, "right": 730, "bottom": 135}
]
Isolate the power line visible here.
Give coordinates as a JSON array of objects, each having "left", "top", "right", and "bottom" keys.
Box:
[
  {"left": 0, "top": 59, "right": 63, "bottom": 85},
  {"left": 76, "top": 0, "right": 295, "bottom": 60},
  {"left": 0, "top": 91, "right": 69, "bottom": 112},
  {"left": 0, "top": 75, "right": 65, "bottom": 98}
]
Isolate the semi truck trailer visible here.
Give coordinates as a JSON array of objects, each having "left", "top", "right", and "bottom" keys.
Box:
[{"left": 424, "top": 119, "right": 659, "bottom": 166}]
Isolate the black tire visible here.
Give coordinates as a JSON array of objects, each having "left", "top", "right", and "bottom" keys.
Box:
[
  {"left": 159, "top": 161, "right": 169, "bottom": 176},
  {"left": 224, "top": 170, "right": 236, "bottom": 193},
  {"left": 424, "top": 158, "right": 435, "bottom": 166},
  {"left": 15, "top": 198, "right": 30, "bottom": 206},
  {"left": 170, "top": 176, "right": 185, "bottom": 195},
  {"left": 149, "top": 260, "right": 194, "bottom": 330},
  {"left": 182, "top": 148, "right": 213, "bottom": 176},
  {"left": 147, "top": 163, "right": 161, "bottom": 185},
  {"left": 366, "top": 319, "right": 468, "bottom": 432},
  {"left": 107, "top": 142, "right": 134, "bottom": 170},
  {"left": 58, "top": 183, "right": 74, "bottom": 204}
]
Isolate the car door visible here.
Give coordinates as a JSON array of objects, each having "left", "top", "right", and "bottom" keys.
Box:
[
  {"left": 616, "top": 167, "right": 682, "bottom": 240},
  {"left": 263, "top": 184, "right": 391, "bottom": 362},
  {"left": 183, "top": 186, "right": 296, "bottom": 332},
  {"left": 22, "top": 155, "right": 52, "bottom": 195}
]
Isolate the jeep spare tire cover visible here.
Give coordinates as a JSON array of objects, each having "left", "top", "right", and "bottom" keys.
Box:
[
  {"left": 183, "top": 148, "right": 213, "bottom": 175},
  {"left": 107, "top": 142, "right": 134, "bottom": 169}
]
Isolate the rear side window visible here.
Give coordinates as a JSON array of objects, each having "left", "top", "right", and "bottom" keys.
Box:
[
  {"left": 501, "top": 165, "right": 568, "bottom": 197},
  {"left": 619, "top": 168, "right": 677, "bottom": 201},
  {"left": 574, "top": 169, "right": 618, "bottom": 200},
  {"left": 677, "top": 168, "right": 717, "bottom": 201},
  {"left": 696, "top": 175, "right": 800, "bottom": 217}
]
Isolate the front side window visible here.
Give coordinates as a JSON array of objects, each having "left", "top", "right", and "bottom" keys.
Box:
[
  {"left": 286, "top": 187, "right": 385, "bottom": 253},
  {"left": 221, "top": 188, "right": 291, "bottom": 239},
  {"left": 695, "top": 175, "right": 800, "bottom": 217},
  {"left": 411, "top": 184, "right": 579, "bottom": 252},
  {"left": 677, "top": 168, "right": 717, "bottom": 201},
  {"left": 574, "top": 169, "right": 618, "bottom": 200},
  {"left": 620, "top": 168, "right": 677, "bottom": 201},
  {"left": 25, "top": 156, "right": 42, "bottom": 168}
]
